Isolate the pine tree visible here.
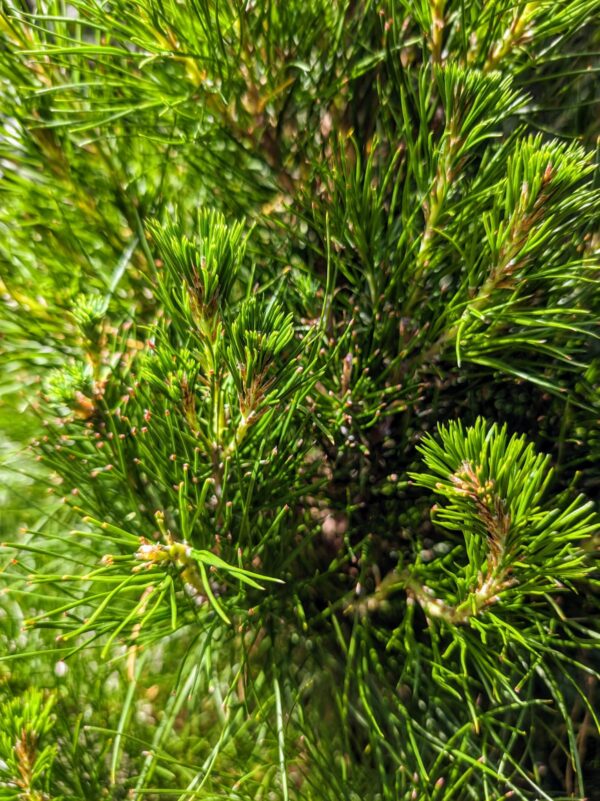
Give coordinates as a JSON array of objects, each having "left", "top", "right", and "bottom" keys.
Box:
[{"left": 0, "top": 1, "right": 599, "bottom": 799}]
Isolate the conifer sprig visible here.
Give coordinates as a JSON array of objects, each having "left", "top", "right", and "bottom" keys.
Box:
[
  {"left": 0, "top": 0, "right": 599, "bottom": 799},
  {"left": 409, "top": 419, "right": 595, "bottom": 623},
  {"left": 0, "top": 689, "right": 57, "bottom": 801}
]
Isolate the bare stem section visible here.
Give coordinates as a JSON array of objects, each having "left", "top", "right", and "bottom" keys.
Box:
[{"left": 430, "top": 0, "right": 446, "bottom": 65}]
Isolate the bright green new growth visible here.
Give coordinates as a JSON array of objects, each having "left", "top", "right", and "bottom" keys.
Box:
[
  {"left": 150, "top": 211, "right": 248, "bottom": 326},
  {"left": 0, "top": 1, "right": 599, "bottom": 800},
  {"left": 0, "top": 690, "right": 57, "bottom": 801}
]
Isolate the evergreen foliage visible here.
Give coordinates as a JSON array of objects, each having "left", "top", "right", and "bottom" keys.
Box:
[{"left": 0, "top": 1, "right": 599, "bottom": 799}]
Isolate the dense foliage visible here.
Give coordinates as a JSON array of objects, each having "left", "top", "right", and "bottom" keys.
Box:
[{"left": 0, "top": 1, "right": 599, "bottom": 799}]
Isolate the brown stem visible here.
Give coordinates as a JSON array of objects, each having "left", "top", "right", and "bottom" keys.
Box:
[
  {"left": 430, "top": 0, "right": 446, "bottom": 65},
  {"left": 409, "top": 168, "right": 554, "bottom": 372}
]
